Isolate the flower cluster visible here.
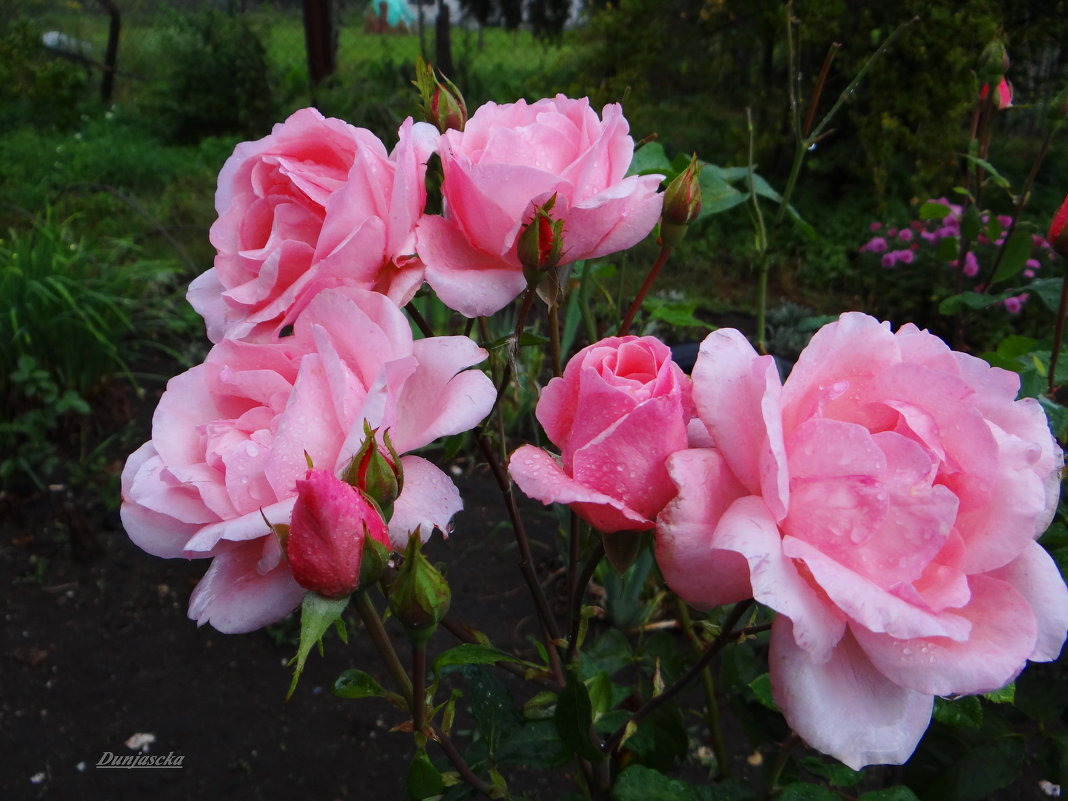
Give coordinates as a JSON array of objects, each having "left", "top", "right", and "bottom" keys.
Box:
[
  {"left": 512, "top": 315, "right": 1066, "bottom": 769},
  {"left": 859, "top": 199, "right": 1056, "bottom": 314}
]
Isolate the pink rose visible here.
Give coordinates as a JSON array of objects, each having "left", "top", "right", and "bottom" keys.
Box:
[
  {"left": 416, "top": 95, "right": 664, "bottom": 317},
  {"left": 509, "top": 336, "right": 694, "bottom": 532},
  {"left": 121, "top": 287, "right": 495, "bottom": 632},
  {"left": 656, "top": 312, "right": 1067, "bottom": 769},
  {"left": 189, "top": 108, "right": 439, "bottom": 342},
  {"left": 286, "top": 469, "right": 391, "bottom": 598}
]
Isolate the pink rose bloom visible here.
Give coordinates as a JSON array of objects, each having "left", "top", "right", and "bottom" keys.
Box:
[
  {"left": 416, "top": 95, "right": 664, "bottom": 317},
  {"left": 509, "top": 336, "right": 694, "bottom": 533},
  {"left": 121, "top": 287, "right": 495, "bottom": 632},
  {"left": 286, "top": 469, "right": 391, "bottom": 598},
  {"left": 656, "top": 313, "right": 1066, "bottom": 769},
  {"left": 189, "top": 108, "right": 439, "bottom": 342}
]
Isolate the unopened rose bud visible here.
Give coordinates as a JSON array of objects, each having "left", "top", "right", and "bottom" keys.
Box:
[
  {"left": 285, "top": 469, "right": 391, "bottom": 598},
  {"left": 415, "top": 57, "right": 467, "bottom": 133},
  {"left": 518, "top": 195, "right": 565, "bottom": 283},
  {"left": 1049, "top": 193, "right": 1068, "bottom": 258},
  {"left": 978, "top": 39, "right": 1009, "bottom": 85},
  {"left": 979, "top": 77, "right": 1013, "bottom": 110},
  {"left": 660, "top": 155, "right": 702, "bottom": 247},
  {"left": 388, "top": 533, "right": 450, "bottom": 643},
  {"left": 342, "top": 422, "right": 403, "bottom": 520}
]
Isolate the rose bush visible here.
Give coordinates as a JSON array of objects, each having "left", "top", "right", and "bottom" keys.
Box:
[
  {"left": 509, "top": 336, "right": 694, "bottom": 533},
  {"left": 416, "top": 95, "right": 664, "bottom": 317},
  {"left": 188, "top": 108, "right": 438, "bottom": 342},
  {"left": 121, "top": 286, "right": 495, "bottom": 632},
  {"left": 656, "top": 312, "right": 1067, "bottom": 768}
]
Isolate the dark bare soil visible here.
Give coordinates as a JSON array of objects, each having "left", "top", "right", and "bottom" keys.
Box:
[{"left": 0, "top": 465, "right": 566, "bottom": 801}]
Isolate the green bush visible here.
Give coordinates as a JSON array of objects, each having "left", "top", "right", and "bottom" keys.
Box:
[{"left": 0, "top": 18, "right": 91, "bottom": 130}]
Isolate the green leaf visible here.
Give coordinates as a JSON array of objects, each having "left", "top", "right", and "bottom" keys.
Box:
[
  {"left": 960, "top": 204, "right": 981, "bottom": 242},
  {"left": 992, "top": 228, "right": 1035, "bottom": 283},
  {"left": 747, "top": 673, "right": 778, "bottom": 711},
  {"left": 799, "top": 756, "right": 863, "bottom": 786},
  {"left": 643, "top": 295, "right": 712, "bottom": 330},
  {"left": 934, "top": 235, "right": 961, "bottom": 261},
  {"left": 287, "top": 593, "right": 348, "bottom": 700},
  {"left": 461, "top": 665, "right": 521, "bottom": 758},
  {"left": 333, "top": 668, "right": 387, "bottom": 700},
  {"left": 554, "top": 671, "right": 606, "bottom": 762},
  {"left": 406, "top": 749, "right": 445, "bottom": 800},
  {"left": 933, "top": 695, "right": 983, "bottom": 728},
  {"left": 777, "top": 783, "right": 839, "bottom": 801},
  {"left": 1029, "top": 277, "right": 1063, "bottom": 312},
  {"left": 433, "top": 643, "right": 527, "bottom": 675},
  {"left": 695, "top": 779, "right": 759, "bottom": 801},
  {"left": 919, "top": 201, "right": 951, "bottom": 220},
  {"left": 628, "top": 141, "right": 672, "bottom": 176},
  {"left": 858, "top": 788, "right": 920, "bottom": 801},
  {"left": 982, "top": 683, "right": 1016, "bottom": 704},
  {"left": 696, "top": 167, "right": 747, "bottom": 219},
  {"left": 586, "top": 671, "right": 615, "bottom": 720},
  {"left": 496, "top": 719, "right": 573, "bottom": 769},
  {"left": 578, "top": 627, "right": 633, "bottom": 680},
  {"left": 623, "top": 702, "right": 688, "bottom": 771},
  {"left": 611, "top": 764, "right": 700, "bottom": 801},
  {"left": 938, "top": 291, "right": 1007, "bottom": 315},
  {"left": 962, "top": 154, "right": 1011, "bottom": 189}
]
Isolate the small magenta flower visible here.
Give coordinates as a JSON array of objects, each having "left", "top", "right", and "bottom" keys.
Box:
[
  {"left": 861, "top": 236, "right": 888, "bottom": 254},
  {"left": 285, "top": 469, "right": 391, "bottom": 599},
  {"left": 881, "top": 253, "right": 897, "bottom": 268}
]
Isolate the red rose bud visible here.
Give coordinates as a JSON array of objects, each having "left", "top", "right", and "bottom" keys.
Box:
[
  {"left": 415, "top": 57, "right": 467, "bottom": 133},
  {"left": 518, "top": 195, "right": 565, "bottom": 282},
  {"left": 285, "top": 469, "right": 391, "bottom": 598},
  {"left": 388, "top": 533, "right": 450, "bottom": 643},
  {"left": 1049, "top": 193, "right": 1068, "bottom": 258},
  {"left": 660, "top": 155, "right": 703, "bottom": 247},
  {"left": 979, "top": 77, "right": 1013, "bottom": 110},
  {"left": 342, "top": 422, "right": 403, "bottom": 520},
  {"left": 978, "top": 39, "right": 1009, "bottom": 84}
]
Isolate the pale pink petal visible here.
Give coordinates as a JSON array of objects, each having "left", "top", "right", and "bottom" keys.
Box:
[
  {"left": 188, "top": 541, "right": 305, "bottom": 633},
  {"left": 692, "top": 329, "right": 789, "bottom": 521},
  {"left": 509, "top": 446, "right": 653, "bottom": 532},
  {"left": 770, "top": 618, "right": 934, "bottom": 770},
  {"left": 988, "top": 542, "right": 1068, "bottom": 661},
  {"left": 852, "top": 574, "right": 1037, "bottom": 696},
  {"left": 655, "top": 449, "right": 752, "bottom": 608},
  {"left": 388, "top": 455, "right": 463, "bottom": 546},
  {"left": 562, "top": 174, "right": 663, "bottom": 261},
  {"left": 417, "top": 214, "right": 527, "bottom": 317}
]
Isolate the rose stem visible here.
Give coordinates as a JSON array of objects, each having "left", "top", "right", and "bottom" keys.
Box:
[
  {"left": 1050, "top": 257, "right": 1068, "bottom": 397},
  {"left": 979, "top": 128, "right": 1052, "bottom": 292},
  {"left": 404, "top": 301, "right": 435, "bottom": 338},
  {"left": 441, "top": 617, "right": 555, "bottom": 684},
  {"left": 476, "top": 432, "right": 565, "bottom": 686},
  {"left": 412, "top": 639, "right": 427, "bottom": 734},
  {"left": 354, "top": 590, "right": 413, "bottom": 704},
  {"left": 565, "top": 540, "right": 605, "bottom": 665},
  {"left": 602, "top": 600, "right": 754, "bottom": 758},
  {"left": 548, "top": 300, "right": 563, "bottom": 377},
  {"left": 433, "top": 729, "right": 496, "bottom": 797},
  {"left": 618, "top": 243, "right": 672, "bottom": 336},
  {"left": 565, "top": 511, "right": 581, "bottom": 638},
  {"left": 676, "top": 598, "right": 729, "bottom": 778}
]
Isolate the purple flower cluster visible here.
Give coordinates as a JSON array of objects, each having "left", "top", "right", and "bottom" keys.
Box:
[{"left": 860, "top": 198, "right": 1057, "bottom": 315}]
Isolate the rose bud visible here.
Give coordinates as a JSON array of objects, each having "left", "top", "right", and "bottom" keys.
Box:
[
  {"left": 342, "top": 422, "right": 403, "bottom": 520},
  {"left": 518, "top": 194, "right": 565, "bottom": 285},
  {"left": 415, "top": 57, "right": 467, "bottom": 133},
  {"left": 978, "top": 38, "right": 1009, "bottom": 84},
  {"left": 1050, "top": 193, "right": 1068, "bottom": 258},
  {"left": 979, "top": 77, "right": 1013, "bottom": 110},
  {"left": 285, "top": 469, "right": 391, "bottom": 599},
  {"left": 388, "top": 533, "right": 451, "bottom": 643},
  {"left": 660, "top": 154, "right": 703, "bottom": 247}
]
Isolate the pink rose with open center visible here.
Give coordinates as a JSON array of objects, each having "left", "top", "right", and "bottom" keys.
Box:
[
  {"left": 656, "top": 312, "right": 1067, "bottom": 769},
  {"left": 416, "top": 95, "right": 664, "bottom": 317},
  {"left": 509, "top": 336, "right": 694, "bottom": 532},
  {"left": 189, "top": 108, "right": 438, "bottom": 342},
  {"left": 121, "top": 287, "right": 495, "bottom": 632}
]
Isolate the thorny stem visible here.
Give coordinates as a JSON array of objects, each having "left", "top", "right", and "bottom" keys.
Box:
[
  {"left": 433, "top": 728, "right": 497, "bottom": 797},
  {"left": 548, "top": 300, "right": 563, "bottom": 377},
  {"left": 979, "top": 128, "right": 1053, "bottom": 292},
  {"left": 677, "top": 598, "right": 729, "bottom": 778},
  {"left": 602, "top": 600, "right": 754, "bottom": 757},
  {"left": 803, "top": 42, "right": 841, "bottom": 139},
  {"left": 565, "top": 540, "right": 605, "bottom": 665},
  {"left": 747, "top": 107, "right": 770, "bottom": 354},
  {"left": 1049, "top": 258, "right": 1068, "bottom": 397},
  {"left": 404, "top": 301, "right": 435, "bottom": 339},
  {"left": 412, "top": 639, "right": 427, "bottom": 734},
  {"left": 476, "top": 433, "right": 565, "bottom": 684},
  {"left": 618, "top": 243, "right": 673, "bottom": 335},
  {"left": 354, "top": 590, "right": 413, "bottom": 705}
]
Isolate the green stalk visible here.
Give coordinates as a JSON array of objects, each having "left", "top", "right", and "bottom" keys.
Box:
[
  {"left": 677, "top": 598, "right": 729, "bottom": 778},
  {"left": 354, "top": 590, "right": 413, "bottom": 705}
]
